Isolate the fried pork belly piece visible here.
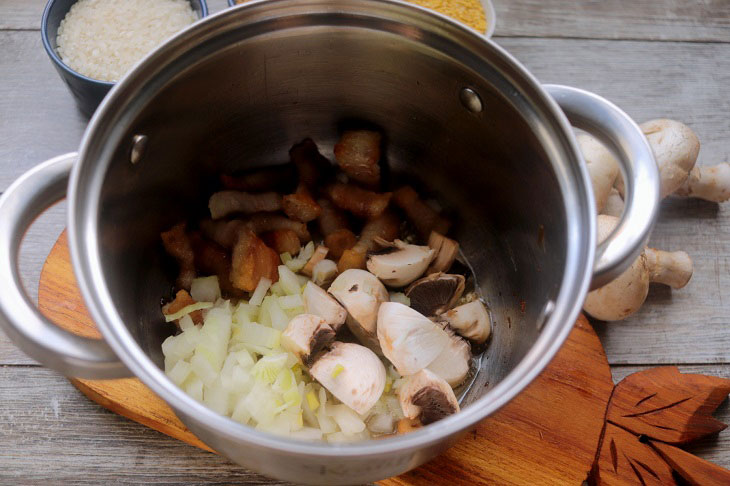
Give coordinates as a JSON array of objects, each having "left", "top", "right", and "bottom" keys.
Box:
[
  {"left": 282, "top": 184, "right": 322, "bottom": 223},
  {"left": 162, "top": 289, "right": 203, "bottom": 325},
  {"left": 317, "top": 198, "right": 357, "bottom": 259},
  {"left": 245, "top": 213, "right": 311, "bottom": 242},
  {"left": 327, "top": 183, "right": 391, "bottom": 219},
  {"left": 289, "top": 138, "right": 331, "bottom": 188},
  {"left": 337, "top": 211, "right": 400, "bottom": 272},
  {"left": 261, "top": 229, "right": 301, "bottom": 256},
  {"left": 160, "top": 222, "right": 196, "bottom": 290},
  {"left": 230, "top": 230, "right": 280, "bottom": 292},
  {"left": 201, "top": 214, "right": 310, "bottom": 249},
  {"left": 392, "top": 186, "right": 450, "bottom": 239},
  {"left": 189, "top": 232, "right": 242, "bottom": 297},
  {"left": 220, "top": 164, "right": 296, "bottom": 193},
  {"left": 209, "top": 190, "right": 282, "bottom": 219},
  {"left": 334, "top": 130, "right": 382, "bottom": 186}
]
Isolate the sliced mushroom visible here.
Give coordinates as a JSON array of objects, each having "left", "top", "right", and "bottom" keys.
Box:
[
  {"left": 441, "top": 300, "right": 491, "bottom": 344},
  {"left": 426, "top": 329, "right": 471, "bottom": 387},
  {"left": 405, "top": 273, "right": 465, "bottom": 316},
  {"left": 398, "top": 369, "right": 460, "bottom": 425},
  {"left": 310, "top": 342, "right": 386, "bottom": 415},
  {"left": 281, "top": 314, "right": 336, "bottom": 367},
  {"left": 366, "top": 240, "right": 435, "bottom": 287},
  {"left": 376, "top": 302, "right": 451, "bottom": 375},
  {"left": 329, "top": 269, "right": 389, "bottom": 351},
  {"left": 426, "top": 231, "right": 459, "bottom": 274},
  {"left": 303, "top": 281, "right": 346, "bottom": 331}
]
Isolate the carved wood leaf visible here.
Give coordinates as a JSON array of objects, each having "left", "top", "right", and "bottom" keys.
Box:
[
  {"left": 606, "top": 366, "right": 730, "bottom": 444},
  {"left": 592, "top": 423, "right": 676, "bottom": 486},
  {"left": 650, "top": 440, "right": 730, "bottom": 486}
]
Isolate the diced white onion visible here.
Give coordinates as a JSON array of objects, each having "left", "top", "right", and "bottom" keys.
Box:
[
  {"left": 249, "top": 278, "right": 272, "bottom": 306},
  {"left": 191, "top": 276, "right": 221, "bottom": 302},
  {"left": 164, "top": 301, "right": 213, "bottom": 322}
]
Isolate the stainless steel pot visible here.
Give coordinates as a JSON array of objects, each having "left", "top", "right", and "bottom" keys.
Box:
[{"left": 0, "top": 1, "right": 660, "bottom": 484}]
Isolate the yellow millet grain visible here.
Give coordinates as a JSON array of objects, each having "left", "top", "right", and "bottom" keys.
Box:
[
  {"left": 405, "top": 0, "right": 487, "bottom": 32},
  {"left": 235, "top": 0, "right": 488, "bottom": 33}
]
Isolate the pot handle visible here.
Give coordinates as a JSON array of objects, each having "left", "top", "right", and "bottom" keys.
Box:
[
  {"left": 0, "top": 153, "right": 129, "bottom": 379},
  {"left": 545, "top": 84, "right": 661, "bottom": 289}
]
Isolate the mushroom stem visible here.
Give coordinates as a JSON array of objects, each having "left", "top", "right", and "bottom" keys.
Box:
[
  {"left": 644, "top": 248, "right": 693, "bottom": 289},
  {"left": 583, "top": 215, "right": 694, "bottom": 321},
  {"left": 675, "top": 163, "right": 730, "bottom": 202},
  {"left": 601, "top": 188, "right": 624, "bottom": 217},
  {"left": 577, "top": 133, "right": 620, "bottom": 213}
]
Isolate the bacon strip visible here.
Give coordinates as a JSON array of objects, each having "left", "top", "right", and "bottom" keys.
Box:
[
  {"left": 209, "top": 190, "right": 282, "bottom": 219},
  {"left": 201, "top": 213, "right": 310, "bottom": 249},
  {"left": 392, "top": 186, "right": 450, "bottom": 238},
  {"left": 282, "top": 184, "right": 322, "bottom": 223},
  {"left": 261, "top": 229, "right": 301, "bottom": 256},
  {"left": 334, "top": 130, "right": 381, "bottom": 186},
  {"left": 160, "top": 223, "right": 196, "bottom": 290},
  {"left": 289, "top": 138, "right": 331, "bottom": 188},
  {"left": 327, "top": 183, "right": 391, "bottom": 219},
  {"left": 162, "top": 289, "right": 203, "bottom": 325},
  {"left": 230, "top": 230, "right": 280, "bottom": 292}
]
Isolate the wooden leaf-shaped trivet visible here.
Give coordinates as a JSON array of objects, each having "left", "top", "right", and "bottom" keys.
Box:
[
  {"left": 607, "top": 366, "right": 730, "bottom": 444},
  {"left": 590, "top": 367, "right": 730, "bottom": 485}
]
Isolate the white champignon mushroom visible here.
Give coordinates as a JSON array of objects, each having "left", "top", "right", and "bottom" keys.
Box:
[
  {"left": 329, "top": 269, "right": 389, "bottom": 351},
  {"left": 303, "top": 281, "right": 347, "bottom": 331},
  {"left": 366, "top": 240, "right": 435, "bottom": 287},
  {"left": 398, "top": 369, "right": 460, "bottom": 425},
  {"left": 577, "top": 132, "right": 621, "bottom": 213},
  {"left": 614, "top": 119, "right": 700, "bottom": 199},
  {"left": 601, "top": 187, "right": 624, "bottom": 217},
  {"left": 441, "top": 300, "right": 491, "bottom": 344},
  {"left": 309, "top": 342, "right": 386, "bottom": 415},
  {"left": 405, "top": 272, "right": 465, "bottom": 316},
  {"left": 675, "top": 163, "right": 730, "bottom": 203},
  {"left": 376, "top": 302, "right": 452, "bottom": 375},
  {"left": 583, "top": 215, "right": 693, "bottom": 321},
  {"left": 280, "top": 313, "right": 335, "bottom": 366},
  {"left": 426, "top": 330, "right": 471, "bottom": 387},
  {"left": 426, "top": 231, "right": 459, "bottom": 274}
]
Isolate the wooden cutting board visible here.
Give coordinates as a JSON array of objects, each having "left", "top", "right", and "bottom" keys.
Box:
[{"left": 38, "top": 232, "right": 730, "bottom": 485}]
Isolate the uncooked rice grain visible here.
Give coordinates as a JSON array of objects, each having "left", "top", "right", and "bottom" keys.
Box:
[{"left": 57, "top": 0, "right": 197, "bottom": 82}]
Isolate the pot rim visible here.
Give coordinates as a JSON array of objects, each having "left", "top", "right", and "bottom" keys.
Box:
[{"left": 67, "top": 0, "right": 594, "bottom": 458}]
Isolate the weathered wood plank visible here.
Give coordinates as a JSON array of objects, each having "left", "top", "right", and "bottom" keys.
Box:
[
  {"left": 3, "top": 0, "right": 730, "bottom": 42},
  {"left": 0, "top": 366, "right": 295, "bottom": 485},
  {"left": 2, "top": 35, "right": 730, "bottom": 365},
  {"left": 611, "top": 365, "right": 730, "bottom": 470}
]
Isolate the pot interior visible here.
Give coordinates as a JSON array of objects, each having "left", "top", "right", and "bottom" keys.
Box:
[{"left": 82, "top": 3, "right": 587, "bottom": 423}]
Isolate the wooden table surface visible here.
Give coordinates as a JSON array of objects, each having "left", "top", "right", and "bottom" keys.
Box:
[{"left": 1, "top": 0, "right": 729, "bottom": 483}]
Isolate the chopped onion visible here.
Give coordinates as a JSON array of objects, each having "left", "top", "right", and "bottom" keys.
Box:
[
  {"left": 239, "top": 322, "right": 281, "bottom": 349},
  {"left": 278, "top": 265, "right": 302, "bottom": 295},
  {"left": 249, "top": 277, "right": 272, "bottom": 306},
  {"left": 191, "top": 276, "right": 221, "bottom": 302},
  {"left": 330, "top": 404, "right": 366, "bottom": 434},
  {"left": 168, "top": 360, "right": 192, "bottom": 386},
  {"left": 278, "top": 294, "right": 303, "bottom": 310},
  {"left": 164, "top": 301, "right": 213, "bottom": 322},
  {"left": 178, "top": 314, "right": 195, "bottom": 331},
  {"left": 312, "top": 259, "right": 337, "bottom": 286}
]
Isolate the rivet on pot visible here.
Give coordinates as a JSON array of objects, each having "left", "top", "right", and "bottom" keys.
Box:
[
  {"left": 130, "top": 134, "right": 148, "bottom": 165},
  {"left": 536, "top": 300, "right": 555, "bottom": 331},
  {"left": 459, "top": 87, "right": 483, "bottom": 114}
]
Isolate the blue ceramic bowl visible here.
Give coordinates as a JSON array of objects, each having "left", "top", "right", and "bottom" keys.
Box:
[{"left": 41, "top": 0, "right": 208, "bottom": 117}]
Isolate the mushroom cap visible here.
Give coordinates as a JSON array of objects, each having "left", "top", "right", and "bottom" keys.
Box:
[
  {"left": 583, "top": 215, "right": 649, "bottom": 321},
  {"left": 281, "top": 314, "right": 335, "bottom": 366},
  {"left": 577, "top": 132, "right": 620, "bottom": 213},
  {"left": 405, "top": 272, "right": 465, "bottom": 316},
  {"left": 366, "top": 240, "right": 435, "bottom": 287},
  {"left": 303, "top": 281, "right": 347, "bottom": 331},
  {"left": 443, "top": 300, "right": 491, "bottom": 344},
  {"left": 398, "top": 369, "right": 459, "bottom": 425},
  {"left": 310, "top": 342, "right": 386, "bottom": 415},
  {"left": 641, "top": 119, "right": 700, "bottom": 198},
  {"left": 329, "top": 269, "right": 389, "bottom": 350},
  {"left": 377, "top": 302, "right": 452, "bottom": 375},
  {"left": 426, "top": 331, "right": 471, "bottom": 387}
]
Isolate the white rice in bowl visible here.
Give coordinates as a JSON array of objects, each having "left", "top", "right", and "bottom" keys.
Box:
[{"left": 56, "top": 0, "right": 197, "bottom": 82}]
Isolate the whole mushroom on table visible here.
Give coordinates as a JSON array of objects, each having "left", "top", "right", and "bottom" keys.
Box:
[{"left": 579, "top": 118, "right": 728, "bottom": 321}]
